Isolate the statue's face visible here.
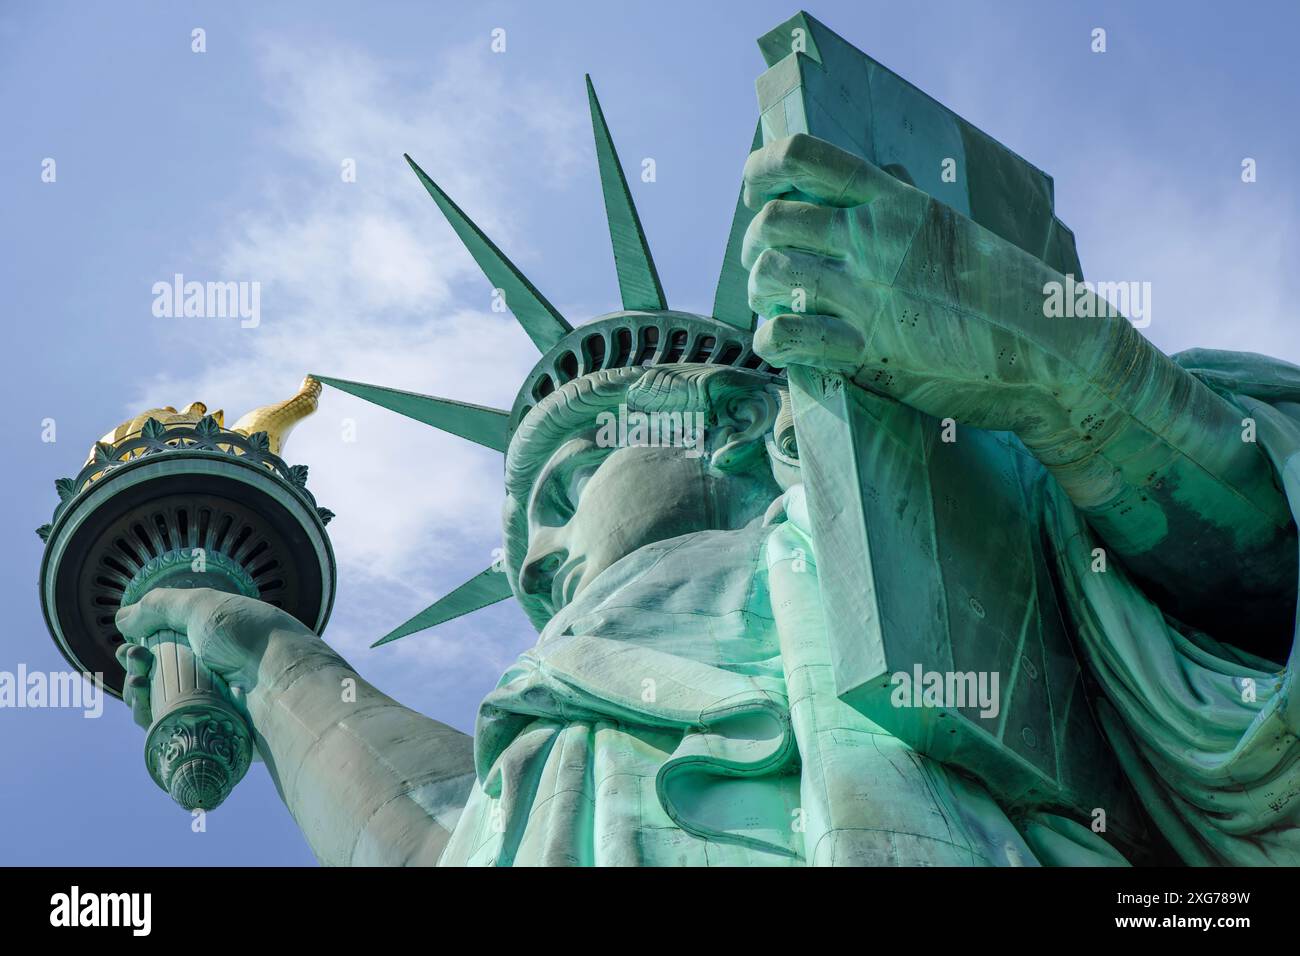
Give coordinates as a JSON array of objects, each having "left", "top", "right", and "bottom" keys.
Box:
[
  {"left": 507, "top": 364, "right": 789, "bottom": 622},
  {"left": 518, "top": 435, "right": 719, "bottom": 615}
]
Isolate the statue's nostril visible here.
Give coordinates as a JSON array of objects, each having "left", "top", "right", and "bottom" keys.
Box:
[{"left": 520, "top": 551, "right": 563, "bottom": 596}]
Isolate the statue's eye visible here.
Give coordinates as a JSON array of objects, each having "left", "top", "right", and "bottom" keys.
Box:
[
  {"left": 536, "top": 448, "right": 604, "bottom": 523},
  {"left": 565, "top": 464, "right": 596, "bottom": 509}
]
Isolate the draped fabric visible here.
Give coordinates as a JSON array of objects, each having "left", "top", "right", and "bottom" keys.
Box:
[
  {"left": 439, "top": 524, "right": 804, "bottom": 865},
  {"left": 763, "top": 490, "right": 1047, "bottom": 866},
  {"left": 1042, "top": 350, "right": 1300, "bottom": 865},
  {"left": 439, "top": 508, "right": 1054, "bottom": 866},
  {"left": 439, "top": 349, "right": 1300, "bottom": 866}
]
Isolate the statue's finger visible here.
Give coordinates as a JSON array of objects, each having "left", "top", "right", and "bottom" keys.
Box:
[
  {"left": 753, "top": 313, "right": 865, "bottom": 373},
  {"left": 115, "top": 641, "right": 153, "bottom": 677},
  {"left": 742, "top": 199, "right": 845, "bottom": 270},
  {"left": 123, "top": 674, "right": 152, "bottom": 729},
  {"left": 115, "top": 587, "right": 232, "bottom": 642},
  {"left": 747, "top": 247, "right": 862, "bottom": 319},
  {"left": 743, "top": 134, "right": 890, "bottom": 211}
]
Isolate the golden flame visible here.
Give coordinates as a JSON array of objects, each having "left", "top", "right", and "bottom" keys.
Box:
[{"left": 85, "top": 376, "right": 321, "bottom": 465}]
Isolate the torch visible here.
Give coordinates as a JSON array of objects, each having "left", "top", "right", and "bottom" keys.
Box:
[{"left": 37, "top": 378, "right": 336, "bottom": 811}]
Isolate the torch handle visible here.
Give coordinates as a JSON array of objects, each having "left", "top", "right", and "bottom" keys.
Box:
[
  {"left": 143, "top": 628, "right": 221, "bottom": 701},
  {"left": 140, "top": 628, "right": 254, "bottom": 812}
]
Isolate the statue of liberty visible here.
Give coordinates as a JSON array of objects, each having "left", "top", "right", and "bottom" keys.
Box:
[{"left": 88, "top": 13, "right": 1300, "bottom": 866}]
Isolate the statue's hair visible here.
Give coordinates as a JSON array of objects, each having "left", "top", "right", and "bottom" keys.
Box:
[
  {"left": 505, "top": 366, "right": 644, "bottom": 505},
  {"left": 502, "top": 362, "right": 784, "bottom": 630}
]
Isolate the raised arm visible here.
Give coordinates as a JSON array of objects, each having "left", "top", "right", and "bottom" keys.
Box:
[
  {"left": 115, "top": 589, "right": 475, "bottom": 866},
  {"left": 742, "top": 133, "right": 1296, "bottom": 640}
]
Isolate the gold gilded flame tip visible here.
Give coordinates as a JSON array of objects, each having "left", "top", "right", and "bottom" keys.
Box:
[{"left": 85, "top": 376, "right": 321, "bottom": 465}]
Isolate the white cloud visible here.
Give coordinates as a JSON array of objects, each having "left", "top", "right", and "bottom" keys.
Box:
[
  {"left": 1064, "top": 160, "right": 1298, "bottom": 360},
  {"left": 124, "top": 35, "right": 588, "bottom": 711}
]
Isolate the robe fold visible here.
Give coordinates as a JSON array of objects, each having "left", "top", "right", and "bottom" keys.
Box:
[{"left": 439, "top": 349, "right": 1300, "bottom": 866}]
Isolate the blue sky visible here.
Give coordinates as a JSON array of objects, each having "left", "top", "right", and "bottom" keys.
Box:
[{"left": 1, "top": 0, "right": 1296, "bottom": 865}]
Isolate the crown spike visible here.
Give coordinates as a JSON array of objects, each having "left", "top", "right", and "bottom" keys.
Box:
[
  {"left": 371, "top": 566, "right": 514, "bottom": 647},
  {"left": 585, "top": 76, "right": 668, "bottom": 312},
  {"left": 404, "top": 154, "right": 572, "bottom": 352},
  {"left": 313, "top": 375, "right": 509, "bottom": 452},
  {"left": 710, "top": 120, "right": 763, "bottom": 332}
]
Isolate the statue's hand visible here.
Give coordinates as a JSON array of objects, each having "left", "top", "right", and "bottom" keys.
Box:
[
  {"left": 114, "top": 588, "right": 321, "bottom": 728},
  {"left": 743, "top": 133, "right": 924, "bottom": 365},
  {"left": 742, "top": 133, "right": 1061, "bottom": 431},
  {"left": 114, "top": 641, "right": 155, "bottom": 730}
]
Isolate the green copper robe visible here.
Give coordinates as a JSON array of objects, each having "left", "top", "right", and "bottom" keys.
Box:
[
  {"left": 1050, "top": 348, "right": 1300, "bottom": 866},
  {"left": 440, "top": 349, "right": 1300, "bottom": 866}
]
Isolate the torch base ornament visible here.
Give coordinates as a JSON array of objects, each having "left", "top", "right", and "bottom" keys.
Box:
[
  {"left": 121, "top": 547, "right": 259, "bottom": 608},
  {"left": 141, "top": 628, "right": 253, "bottom": 811}
]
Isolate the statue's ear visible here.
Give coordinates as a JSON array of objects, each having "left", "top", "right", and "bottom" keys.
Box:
[{"left": 710, "top": 384, "right": 782, "bottom": 475}]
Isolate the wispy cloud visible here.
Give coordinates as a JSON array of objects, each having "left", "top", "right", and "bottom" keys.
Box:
[
  {"left": 925, "top": 11, "right": 1298, "bottom": 362},
  {"left": 1063, "top": 158, "right": 1298, "bottom": 360},
  {"left": 127, "top": 35, "right": 588, "bottom": 716}
]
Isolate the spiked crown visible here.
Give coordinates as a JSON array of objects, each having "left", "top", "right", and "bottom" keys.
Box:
[{"left": 316, "top": 77, "right": 781, "bottom": 647}]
